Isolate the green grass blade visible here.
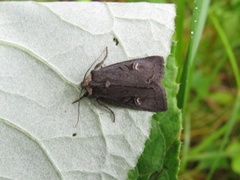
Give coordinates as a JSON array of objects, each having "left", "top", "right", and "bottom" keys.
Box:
[
  {"left": 177, "top": 0, "right": 211, "bottom": 172},
  {"left": 177, "top": 0, "right": 211, "bottom": 110},
  {"left": 175, "top": 0, "right": 185, "bottom": 67}
]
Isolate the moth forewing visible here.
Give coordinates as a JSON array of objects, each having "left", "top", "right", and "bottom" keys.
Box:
[{"left": 81, "top": 56, "right": 167, "bottom": 115}]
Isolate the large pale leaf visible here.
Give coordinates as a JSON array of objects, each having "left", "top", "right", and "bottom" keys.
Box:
[{"left": 0, "top": 2, "right": 176, "bottom": 180}]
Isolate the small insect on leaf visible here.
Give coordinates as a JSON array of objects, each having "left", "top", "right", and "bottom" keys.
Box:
[
  {"left": 113, "top": 37, "right": 119, "bottom": 46},
  {"left": 73, "top": 47, "right": 167, "bottom": 125}
]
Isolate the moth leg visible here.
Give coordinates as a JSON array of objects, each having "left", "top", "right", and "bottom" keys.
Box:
[
  {"left": 72, "top": 92, "right": 88, "bottom": 104},
  {"left": 94, "top": 47, "right": 108, "bottom": 70},
  {"left": 96, "top": 98, "right": 115, "bottom": 122}
]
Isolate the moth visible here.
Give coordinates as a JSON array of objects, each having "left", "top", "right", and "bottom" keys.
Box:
[{"left": 73, "top": 48, "right": 167, "bottom": 123}]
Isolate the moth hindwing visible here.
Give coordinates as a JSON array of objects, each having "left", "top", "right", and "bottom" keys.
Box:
[{"left": 80, "top": 56, "right": 167, "bottom": 117}]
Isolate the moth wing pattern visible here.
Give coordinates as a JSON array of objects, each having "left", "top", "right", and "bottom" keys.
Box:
[{"left": 90, "top": 56, "right": 167, "bottom": 112}]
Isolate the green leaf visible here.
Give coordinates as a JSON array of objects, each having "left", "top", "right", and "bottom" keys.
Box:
[
  {"left": 227, "top": 142, "right": 240, "bottom": 174},
  {"left": 128, "top": 47, "right": 182, "bottom": 180}
]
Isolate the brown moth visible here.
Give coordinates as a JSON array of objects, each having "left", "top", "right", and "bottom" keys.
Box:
[{"left": 73, "top": 48, "right": 167, "bottom": 123}]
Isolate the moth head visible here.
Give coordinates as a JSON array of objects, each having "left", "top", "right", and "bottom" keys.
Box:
[{"left": 81, "top": 74, "right": 93, "bottom": 95}]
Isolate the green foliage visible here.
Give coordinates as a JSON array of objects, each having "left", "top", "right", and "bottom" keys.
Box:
[
  {"left": 174, "top": 0, "right": 240, "bottom": 179},
  {"left": 128, "top": 49, "right": 181, "bottom": 180},
  {"left": 227, "top": 142, "right": 240, "bottom": 174}
]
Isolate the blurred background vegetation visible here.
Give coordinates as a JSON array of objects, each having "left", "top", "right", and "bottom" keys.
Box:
[
  {"left": 175, "top": 0, "right": 240, "bottom": 179},
  {"left": 6, "top": 0, "right": 240, "bottom": 179},
  {"left": 175, "top": 1, "right": 240, "bottom": 180}
]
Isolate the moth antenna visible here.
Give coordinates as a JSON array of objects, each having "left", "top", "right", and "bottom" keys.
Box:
[
  {"left": 72, "top": 90, "right": 88, "bottom": 104},
  {"left": 94, "top": 47, "right": 108, "bottom": 70},
  {"left": 75, "top": 94, "right": 81, "bottom": 127},
  {"left": 74, "top": 47, "right": 108, "bottom": 127},
  {"left": 96, "top": 98, "right": 115, "bottom": 122},
  {"left": 82, "top": 47, "right": 108, "bottom": 81},
  {"left": 73, "top": 92, "right": 88, "bottom": 127}
]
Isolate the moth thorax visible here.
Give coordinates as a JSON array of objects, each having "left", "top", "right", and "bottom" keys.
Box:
[{"left": 81, "top": 75, "right": 93, "bottom": 95}]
